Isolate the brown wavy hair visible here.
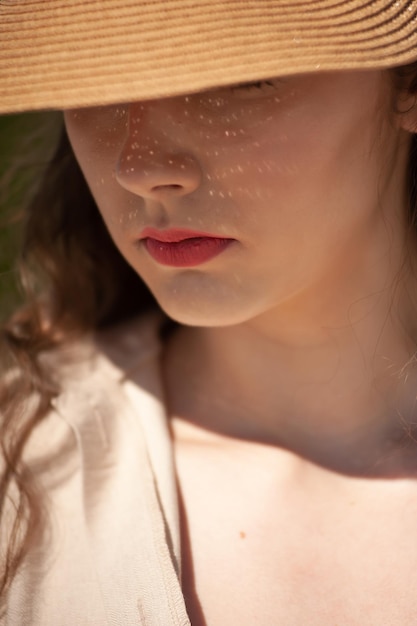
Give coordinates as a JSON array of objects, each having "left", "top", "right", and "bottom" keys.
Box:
[{"left": 1, "top": 64, "right": 417, "bottom": 604}]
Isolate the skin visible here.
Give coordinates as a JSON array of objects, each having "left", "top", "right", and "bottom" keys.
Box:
[
  {"left": 65, "top": 73, "right": 409, "bottom": 336},
  {"left": 65, "top": 71, "right": 417, "bottom": 624}
]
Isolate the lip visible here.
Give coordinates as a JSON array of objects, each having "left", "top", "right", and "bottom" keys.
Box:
[
  {"left": 139, "top": 227, "right": 227, "bottom": 243},
  {"left": 139, "top": 227, "right": 235, "bottom": 267}
]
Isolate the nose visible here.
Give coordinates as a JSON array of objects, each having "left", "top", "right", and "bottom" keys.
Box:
[{"left": 115, "top": 102, "right": 202, "bottom": 199}]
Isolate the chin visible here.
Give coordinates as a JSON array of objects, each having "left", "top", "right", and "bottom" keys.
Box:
[
  {"left": 153, "top": 291, "right": 261, "bottom": 328},
  {"left": 150, "top": 294, "right": 247, "bottom": 327},
  {"left": 141, "top": 268, "right": 270, "bottom": 328},
  {"left": 161, "top": 308, "right": 242, "bottom": 328}
]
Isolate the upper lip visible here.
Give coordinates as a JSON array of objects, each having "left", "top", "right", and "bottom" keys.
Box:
[{"left": 139, "top": 227, "right": 231, "bottom": 243}]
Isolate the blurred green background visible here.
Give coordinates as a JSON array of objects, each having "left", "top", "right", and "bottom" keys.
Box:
[{"left": 0, "top": 112, "right": 62, "bottom": 319}]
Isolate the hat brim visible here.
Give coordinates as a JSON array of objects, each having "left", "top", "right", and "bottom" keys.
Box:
[{"left": 1, "top": 0, "right": 417, "bottom": 114}]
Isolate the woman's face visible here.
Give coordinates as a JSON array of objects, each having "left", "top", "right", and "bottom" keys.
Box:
[{"left": 64, "top": 71, "right": 414, "bottom": 327}]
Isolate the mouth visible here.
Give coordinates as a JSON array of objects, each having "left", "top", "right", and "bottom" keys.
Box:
[{"left": 139, "top": 227, "right": 235, "bottom": 267}]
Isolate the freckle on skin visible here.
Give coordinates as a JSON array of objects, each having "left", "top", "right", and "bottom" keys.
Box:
[{"left": 239, "top": 531, "right": 246, "bottom": 539}]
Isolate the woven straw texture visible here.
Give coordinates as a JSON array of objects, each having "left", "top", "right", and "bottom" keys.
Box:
[{"left": 1, "top": 0, "right": 417, "bottom": 113}]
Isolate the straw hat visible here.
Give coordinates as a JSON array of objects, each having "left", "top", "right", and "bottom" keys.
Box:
[{"left": 1, "top": 0, "right": 417, "bottom": 114}]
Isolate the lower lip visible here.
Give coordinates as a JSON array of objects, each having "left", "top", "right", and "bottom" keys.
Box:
[{"left": 143, "top": 237, "right": 234, "bottom": 267}]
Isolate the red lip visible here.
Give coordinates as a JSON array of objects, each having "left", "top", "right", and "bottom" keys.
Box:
[
  {"left": 139, "top": 227, "right": 235, "bottom": 267},
  {"left": 139, "top": 227, "right": 226, "bottom": 243}
]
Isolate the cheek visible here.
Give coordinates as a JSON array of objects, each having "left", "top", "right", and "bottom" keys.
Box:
[
  {"left": 65, "top": 111, "right": 137, "bottom": 230},
  {"left": 199, "top": 124, "right": 313, "bottom": 230},
  {"left": 79, "top": 149, "right": 130, "bottom": 233}
]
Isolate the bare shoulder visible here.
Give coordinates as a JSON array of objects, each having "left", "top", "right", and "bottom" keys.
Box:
[{"left": 171, "top": 417, "right": 417, "bottom": 626}]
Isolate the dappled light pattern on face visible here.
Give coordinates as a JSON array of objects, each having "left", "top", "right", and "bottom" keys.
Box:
[{"left": 64, "top": 71, "right": 410, "bottom": 327}]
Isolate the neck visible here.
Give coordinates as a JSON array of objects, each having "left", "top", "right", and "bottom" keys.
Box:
[{"left": 163, "top": 240, "right": 417, "bottom": 477}]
